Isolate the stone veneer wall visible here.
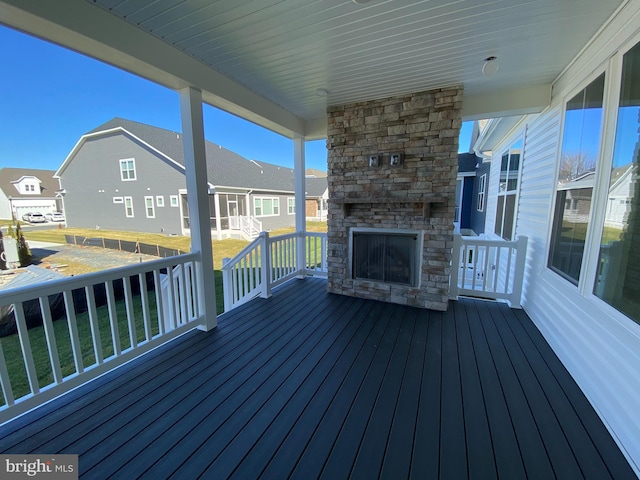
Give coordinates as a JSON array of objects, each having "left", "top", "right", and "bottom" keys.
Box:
[{"left": 326, "top": 86, "right": 463, "bottom": 310}]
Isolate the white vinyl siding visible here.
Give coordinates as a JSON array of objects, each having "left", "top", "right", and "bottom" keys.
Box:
[
  {"left": 145, "top": 196, "right": 155, "bottom": 218},
  {"left": 495, "top": 5, "right": 640, "bottom": 472},
  {"left": 119, "top": 158, "right": 136, "bottom": 181},
  {"left": 124, "top": 196, "right": 134, "bottom": 217}
]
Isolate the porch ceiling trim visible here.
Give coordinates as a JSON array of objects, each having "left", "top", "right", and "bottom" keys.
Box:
[
  {"left": 462, "top": 84, "right": 551, "bottom": 121},
  {"left": 0, "top": 0, "right": 307, "bottom": 139}
]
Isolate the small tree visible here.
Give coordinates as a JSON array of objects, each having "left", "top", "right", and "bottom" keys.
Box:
[
  {"left": 14, "top": 224, "right": 32, "bottom": 267},
  {"left": 0, "top": 230, "right": 6, "bottom": 270}
]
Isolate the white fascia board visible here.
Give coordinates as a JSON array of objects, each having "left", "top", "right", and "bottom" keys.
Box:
[
  {"left": 304, "top": 118, "right": 328, "bottom": 140},
  {"left": 0, "top": 0, "right": 306, "bottom": 139},
  {"left": 473, "top": 115, "right": 529, "bottom": 156},
  {"left": 214, "top": 185, "right": 295, "bottom": 195},
  {"left": 463, "top": 84, "right": 551, "bottom": 121}
]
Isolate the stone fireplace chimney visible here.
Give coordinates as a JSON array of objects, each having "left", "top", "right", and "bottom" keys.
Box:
[{"left": 326, "top": 86, "right": 463, "bottom": 311}]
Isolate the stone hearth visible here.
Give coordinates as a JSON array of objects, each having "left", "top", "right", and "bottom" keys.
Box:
[{"left": 326, "top": 86, "right": 463, "bottom": 310}]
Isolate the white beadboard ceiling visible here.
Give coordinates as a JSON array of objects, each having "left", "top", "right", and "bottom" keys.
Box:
[{"left": 0, "top": 0, "right": 627, "bottom": 137}]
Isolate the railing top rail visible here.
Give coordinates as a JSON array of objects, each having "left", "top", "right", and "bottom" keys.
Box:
[
  {"left": 270, "top": 232, "right": 298, "bottom": 242},
  {"left": 0, "top": 252, "right": 199, "bottom": 306},
  {"left": 221, "top": 234, "right": 265, "bottom": 271},
  {"left": 455, "top": 234, "right": 527, "bottom": 247},
  {"left": 306, "top": 232, "right": 327, "bottom": 238}
]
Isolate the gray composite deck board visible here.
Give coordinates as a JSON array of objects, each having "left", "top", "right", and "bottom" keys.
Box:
[{"left": 0, "top": 277, "right": 636, "bottom": 479}]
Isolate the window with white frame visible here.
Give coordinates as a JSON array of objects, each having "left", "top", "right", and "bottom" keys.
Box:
[
  {"left": 254, "top": 197, "right": 280, "bottom": 217},
  {"left": 156, "top": 195, "right": 164, "bottom": 207},
  {"left": 170, "top": 195, "right": 179, "bottom": 207},
  {"left": 287, "top": 197, "right": 295, "bottom": 215},
  {"left": 119, "top": 158, "right": 136, "bottom": 181},
  {"left": 477, "top": 174, "right": 486, "bottom": 212},
  {"left": 454, "top": 179, "right": 463, "bottom": 223},
  {"left": 124, "top": 196, "right": 134, "bottom": 217},
  {"left": 546, "top": 37, "right": 640, "bottom": 326},
  {"left": 494, "top": 139, "right": 522, "bottom": 240},
  {"left": 548, "top": 73, "right": 605, "bottom": 285},
  {"left": 145, "top": 196, "right": 155, "bottom": 218}
]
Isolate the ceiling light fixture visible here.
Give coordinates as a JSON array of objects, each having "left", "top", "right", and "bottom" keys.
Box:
[
  {"left": 316, "top": 88, "right": 329, "bottom": 97},
  {"left": 482, "top": 56, "right": 499, "bottom": 77}
]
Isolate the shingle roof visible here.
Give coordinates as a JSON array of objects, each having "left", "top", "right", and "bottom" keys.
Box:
[
  {"left": 457, "top": 153, "right": 481, "bottom": 173},
  {"left": 88, "top": 118, "right": 295, "bottom": 192},
  {"left": 0, "top": 168, "right": 59, "bottom": 198},
  {"left": 306, "top": 177, "right": 327, "bottom": 197}
]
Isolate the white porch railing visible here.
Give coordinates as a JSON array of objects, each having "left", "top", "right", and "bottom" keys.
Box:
[
  {"left": 239, "top": 216, "right": 262, "bottom": 240},
  {"left": 450, "top": 234, "right": 528, "bottom": 308},
  {"left": 0, "top": 253, "right": 203, "bottom": 423},
  {"left": 222, "top": 231, "right": 327, "bottom": 311}
]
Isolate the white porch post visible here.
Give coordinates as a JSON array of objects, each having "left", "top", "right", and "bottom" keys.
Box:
[
  {"left": 179, "top": 86, "right": 217, "bottom": 331},
  {"left": 214, "top": 192, "right": 222, "bottom": 240},
  {"left": 294, "top": 137, "right": 306, "bottom": 277}
]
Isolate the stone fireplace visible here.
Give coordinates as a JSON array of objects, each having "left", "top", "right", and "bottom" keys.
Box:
[{"left": 326, "top": 86, "right": 463, "bottom": 311}]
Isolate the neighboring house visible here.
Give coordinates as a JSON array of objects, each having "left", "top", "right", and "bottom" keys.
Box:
[
  {"left": 305, "top": 176, "right": 328, "bottom": 221},
  {"left": 56, "top": 118, "right": 323, "bottom": 238},
  {"left": 454, "top": 152, "right": 487, "bottom": 235},
  {"left": 0, "top": 168, "right": 61, "bottom": 221}
]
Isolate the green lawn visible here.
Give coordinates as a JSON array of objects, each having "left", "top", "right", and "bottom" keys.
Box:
[
  {"left": 0, "top": 287, "right": 160, "bottom": 406},
  {"left": 1, "top": 224, "right": 326, "bottom": 406}
]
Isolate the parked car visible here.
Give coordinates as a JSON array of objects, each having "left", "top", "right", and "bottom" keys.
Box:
[
  {"left": 45, "top": 212, "right": 65, "bottom": 222},
  {"left": 21, "top": 212, "right": 46, "bottom": 223}
]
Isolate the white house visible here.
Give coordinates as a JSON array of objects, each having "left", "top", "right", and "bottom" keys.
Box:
[{"left": 0, "top": 168, "right": 60, "bottom": 221}]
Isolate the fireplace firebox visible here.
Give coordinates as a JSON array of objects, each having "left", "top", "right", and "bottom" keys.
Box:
[{"left": 350, "top": 229, "right": 421, "bottom": 287}]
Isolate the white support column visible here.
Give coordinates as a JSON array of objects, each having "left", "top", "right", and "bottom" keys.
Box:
[
  {"left": 294, "top": 137, "right": 306, "bottom": 277},
  {"left": 179, "top": 86, "right": 217, "bottom": 331},
  {"left": 214, "top": 192, "right": 222, "bottom": 240}
]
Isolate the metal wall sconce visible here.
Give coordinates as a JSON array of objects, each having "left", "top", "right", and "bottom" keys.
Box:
[
  {"left": 368, "top": 155, "right": 380, "bottom": 167},
  {"left": 390, "top": 153, "right": 403, "bottom": 166}
]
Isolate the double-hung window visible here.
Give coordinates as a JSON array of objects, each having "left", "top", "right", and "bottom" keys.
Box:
[
  {"left": 494, "top": 139, "right": 522, "bottom": 240},
  {"left": 288, "top": 197, "right": 295, "bottom": 215},
  {"left": 124, "top": 197, "right": 134, "bottom": 217},
  {"left": 120, "top": 158, "right": 136, "bottom": 181},
  {"left": 145, "top": 196, "right": 155, "bottom": 218},
  {"left": 477, "top": 174, "right": 486, "bottom": 212},
  {"left": 548, "top": 73, "right": 605, "bottom": 285}
]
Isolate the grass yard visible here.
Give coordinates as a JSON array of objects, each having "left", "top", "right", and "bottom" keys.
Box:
[
  {"left": 0, "top": 223, "right": 326, "bottom": 405},
  {"left": 0, "top": 286, "right": 160, "bottom": 406}
]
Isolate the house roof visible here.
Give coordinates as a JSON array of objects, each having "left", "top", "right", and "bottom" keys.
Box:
[
  {"left": 0, "top": 168, "right": 59, "bottom": 199},
  {"left": 305, "top": 168, "right": 327, "bottom": 178},
  {"left": 81, "top": 118, "right": 296, "bottom": 193},
  {"left": 1, "top": 1, "right": 625, "bottom": 139},
  {"left": 306, "top": 177, "right": 328, "bottom": 198},
  {"left": 457, "top": 153, "right": 482, "bottom": 173}
]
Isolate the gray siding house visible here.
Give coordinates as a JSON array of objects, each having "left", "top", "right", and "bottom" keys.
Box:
[{"left": 56, "top": 118, "right": 305, "bottom": 238}]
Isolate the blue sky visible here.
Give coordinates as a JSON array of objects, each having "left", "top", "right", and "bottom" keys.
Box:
[{"left": 1, "top": 25, "right": 473, "bottom": 173}]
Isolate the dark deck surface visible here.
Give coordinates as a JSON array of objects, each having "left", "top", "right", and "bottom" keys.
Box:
[{"left": 0, "top": 277, "right": 635, "bottom": 479}]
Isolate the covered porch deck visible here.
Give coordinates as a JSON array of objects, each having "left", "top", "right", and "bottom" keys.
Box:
[{"left": 0, "top": 277, "right": 633, "bottom": 479}]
